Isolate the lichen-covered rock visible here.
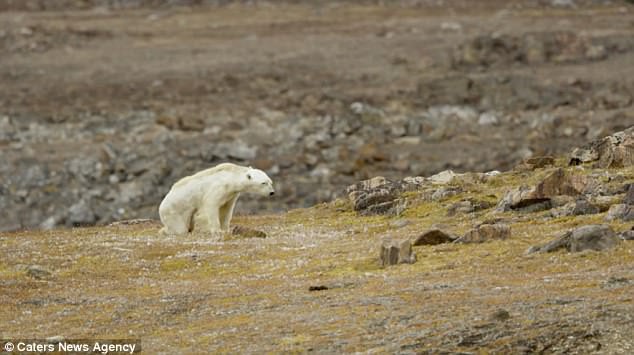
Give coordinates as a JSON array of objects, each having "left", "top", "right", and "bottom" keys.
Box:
[
  {"left": 380, "top": 239, "right": 416, "bottom": 266},
  {"left": 570, "top": 126, "right": 634, "bottom": 168},
  {"left": 413, "top": 229, "right": 458, "bottom": 246},
  {"left": 624, "top": 184, "right": 634, "bottom": 205},
  {"left": 447, "top": 198, "right": 494, "bottom": 216},
  {"left": 604, "top": 204, "right": 634, "bottom": 222},
  {"left": 346, "top": 177, "right": 410, "bottom": 216},
  {"left": 527, "top": 224, "right": 621, "bottom": 253},
  {"left": 550, "top": 199, "right": 600, "bottom": 218},
  {"left": 496, "top": 168, "right": 592, "bottom": 212},
  {"left": 428, "top": 170, "right": 457, "bottom": 185},
  {"left": 456, "top": 223, "right": 511, "bottom": 243}
]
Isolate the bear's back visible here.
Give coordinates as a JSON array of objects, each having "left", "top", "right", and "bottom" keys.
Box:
[{"left": 172, "top": 163, "right": 246, "bottom": 190}]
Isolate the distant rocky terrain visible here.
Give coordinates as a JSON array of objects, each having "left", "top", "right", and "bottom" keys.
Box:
[{"left": 1, "top": 1, "right": 633, "bottom": 231}]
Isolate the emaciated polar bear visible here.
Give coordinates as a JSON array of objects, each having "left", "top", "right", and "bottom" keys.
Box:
[{"left": 159, "top": 163, "right": 274, "bottom": 235}]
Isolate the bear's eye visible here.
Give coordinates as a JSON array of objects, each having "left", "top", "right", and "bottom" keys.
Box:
[{"left": 261, "top": 182, "right": 266, "bottom": 185}]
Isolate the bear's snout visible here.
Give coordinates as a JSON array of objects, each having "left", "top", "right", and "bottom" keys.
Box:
[{"left": 269, "top": 191, "right": 275, "bottom": 196}]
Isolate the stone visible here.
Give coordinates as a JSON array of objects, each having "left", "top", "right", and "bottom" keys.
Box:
[
  {"left": 68, "top": 199, "right": 97, "bottom": 226},
  {"left": 550, "top": 199, "right": 600, "bottom": 217},
  {"left": 26, "top": 265, "right": 52, "bottom": 279},
  {"left": 619, "top": 230, "right": 634, "bottom": 241},
  {"left": 347, "top": 177, "right": 408, "bottom": 216},
  {"left": 496, "top": 168, "right": 589, "bottom": 212},
  {"left": 456, "top": 224, "right": 511, "bottom": 243},
  {"left": 389, "top": 219, "right": 411, "bottom": 229},
  {"left": 431, "top": 187, "right": 462, "bottom": 201},
  {"left": 569, "top": 126, "right": 634, "bottom": 168},
  {"left": 447, "top": 198, "right": 494, "bottom": 216},
  {"left": 428, "top": 170, "right": 457, "bottom": 185},
  {"left": 528, "top": 224, "right": 621, "bottom": 253},
  {"left": 569, "top": 225, "right": 621, "bottom": 252},
  {"left": 624, "top": 184, "right": 634, "bottom": 205},
  {"left": 380, "top": 239, "right": 416, "bottom": 266},
  {"left": 230, "top": 225, "right": 267, "bottom": 239},
  {"left": 605, "top": 204, "right": 634, "bottom": 221},
  {"left": 412, "top": 229, "right": 457, "bottom": 246}
]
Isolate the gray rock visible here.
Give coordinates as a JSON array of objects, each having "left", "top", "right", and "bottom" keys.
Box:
[
  {"left": 605, "top": 204, "right": 634, "bottom": 221},
  {"left": 569, "top": 126, "right": 634, "bottom": 168},
  {"left": 619, "top": 230, "right": 634, "bottom": 241},
  {"left": 413, "top": 229, "right": 457, "bottom": 246},
  {"left": 447, "top": 198, "right": 494, "bottom": 216},
  {"left": 456, "top": 224, "right": 511, "bottom": 244},
  {"left": 428, "top": 170, "right": 457, "bottom": 185},
  {"left": 347, "top": 177, "right": 409, "bottom": 216},
  {"left": 528, "top": 224, "right": 621, "bottom": 253},
  {"left": 26, "top": 265, "right": 52, "bottom": 279},
  {"left": 550, "top": 199, "right": 600, "bottom": 217},
  {"left": 68, "top": 199, "right": 97, "bottom": 226},
  {"left": 496, "top": 168, "right": 590, "bottom": 212},
  {"left": 380, "top": 239, "right": 416, "bottom": 266},
  {"left": 624, "top": 184, "right": 634, "bottom": 205},
  {"left": 389, "top": 219, "right": 411, "bottom": 229},
  {"left": 569, "top": 225, "right": 621, "bottom": 252},
  {"left": 431, "top": 187, "right": 462, "bottom": 201}
]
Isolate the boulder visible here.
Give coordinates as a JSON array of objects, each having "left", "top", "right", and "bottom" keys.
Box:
[
  {"left": 605, "top": 204, "right": 634, "bottom": 221},
  {"left": 380, "top": 239, "right": 416, "bottom": 266},
  {"left": 496, "top": 168, "right": 590, "bottom": 212},
  {"left": 456, "top": 223, "right": 511, "bottom": 243},
  {"left": 619, "top": 230, "right": 634, "bottom": 241},
  {"left": 428, "top": 170, "right": 457, "bottom": 185},
  {"left": 347, "top": 177, "right": 409, "bottom": 216},
  {"left": 527, "top": 224, "right": 621, "bottom": 253},
  {"left": 413, "top": 229, "right": 458, "bottom": 246},
  {"left": 447, "top": 198, "right": 494, "bottom": 216},
  {"left": 550, "top": 199, "right": 600, "bottom": 217},
  {"left": 26, "top": 265, "right": 52, "bottom": 279},
  {"left": 570, "top": 126, "right": 634, "bottom": 168},
  {"left": 68, "top": 199, "right": 97, "bottom": 227}
]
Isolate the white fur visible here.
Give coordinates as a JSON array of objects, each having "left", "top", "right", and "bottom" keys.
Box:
[{"left": 158, "top": 163, "right": 274, "bottom": 235}]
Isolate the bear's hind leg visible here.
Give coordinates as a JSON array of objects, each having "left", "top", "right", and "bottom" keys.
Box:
[{"left": 159, "top": 209, "right": 191, "bottom": 236}]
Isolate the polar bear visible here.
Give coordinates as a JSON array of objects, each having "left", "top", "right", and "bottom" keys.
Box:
[{"left": 158, "top": 163, "right": 274, "bottom": 235}]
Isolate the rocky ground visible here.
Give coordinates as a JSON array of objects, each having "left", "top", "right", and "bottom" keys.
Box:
[
  {"left": 1, "top": 127, "right": 634, "bottom": 353},
  {"left": 1, "top": 0, "right": 634, "bottom": 231}
]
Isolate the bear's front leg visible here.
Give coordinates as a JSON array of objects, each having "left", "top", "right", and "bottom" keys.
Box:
[
  {"left": 205, "top": 209, "right": 222, "bottom": 233},
  {"left": 219, "top": 193, "right": 240, "bottom": 232}
]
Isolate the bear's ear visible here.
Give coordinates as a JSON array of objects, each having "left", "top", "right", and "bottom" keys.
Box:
[{"left": 247, "top": 173, "right": 252, "bottom": 180}]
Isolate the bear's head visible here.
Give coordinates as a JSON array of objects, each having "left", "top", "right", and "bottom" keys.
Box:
[{"left": 245, "top": 168, "right": 275, "bottom": 196}]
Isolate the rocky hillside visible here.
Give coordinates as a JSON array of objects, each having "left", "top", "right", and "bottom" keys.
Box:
[
  {"left": 1, "top": 127, "right": 633, "bottom": 353},
  {"left": 1, "top": 1, "right": 634, "bottom": 231}
]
